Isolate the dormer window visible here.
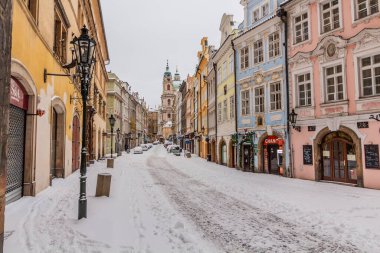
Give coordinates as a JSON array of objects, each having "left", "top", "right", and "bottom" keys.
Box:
[
  {"left": 262, "top": 3, "right": 269, "bottom": 17},
  {"left": 253, "top": 9, "right": 260, "bottom": 23}
]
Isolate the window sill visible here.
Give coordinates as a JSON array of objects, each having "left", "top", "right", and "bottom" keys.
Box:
[
  {"left": 357, "top": 95, "right": 380, "bottom": 102},
  {"left": 292, "top": 38, "right": 311, "bottom": 47},
  {"left": 319, "top": 27, "right": 344, "bottom": 39},
  {"left": 320, "top": 100, "right": 348, "bottom": 107},
  {"left": 353, "top": 13, "right": 380, "bottom": 27}
]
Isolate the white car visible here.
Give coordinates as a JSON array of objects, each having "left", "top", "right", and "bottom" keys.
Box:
[
  {"left": 133, "top": 146, "right": 143, "bottom": 154},
  {"left": 147, "top": 143, "right": 153, "bottom": 149},
  {"left": 153, "top": 141, "right": 160, "bottom": 145},
  {"left": 167, "top": 145, "right": 173, "bottom": 152},
  {"left": 168, "top": 145, "right": 180, "bottom": 153},
  {"left": 141, "top": 144, "right": 149, "bottom": 151}
]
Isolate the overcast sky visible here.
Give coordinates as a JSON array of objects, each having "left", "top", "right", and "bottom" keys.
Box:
[{"left": 101, "top": 0, "right": 244, "bottom": 109}]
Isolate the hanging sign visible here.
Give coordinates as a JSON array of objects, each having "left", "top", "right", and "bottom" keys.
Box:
[{"left": 10, "top": 78, "right": 28, "bottom": 110}]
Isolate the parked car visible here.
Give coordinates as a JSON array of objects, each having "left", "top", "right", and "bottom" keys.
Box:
[
  {"left": 141, "top": 144, "right": 149, "bottom": 151},
  {"left": 153, "top": 141, "right": 160, "bottom": 145},
  {"left": 172, "top": 146, "right": 181, "bottom": 156},
  {"left": 133, "top": 146, "right": 143, "bottom": 154},
  {"left": 164, "top": 141, "right": 173, "bottom": 148},
  {"left": 147, "top": 143, "right": 153, "bottom": 149},
  {"left": 168, "top": 145, "right": 180, "bottom": 153},
  {"left": 166, "top": 145, "right": 173, "bottom": 152}
]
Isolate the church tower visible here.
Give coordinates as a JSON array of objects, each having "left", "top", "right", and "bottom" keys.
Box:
[{"left": 159, "top": 60, "right": 178, "bottom": 140}]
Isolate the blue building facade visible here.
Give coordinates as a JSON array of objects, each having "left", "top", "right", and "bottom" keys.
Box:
[{"left": 234, "top": 0, "right": 290, "bottom": 176}]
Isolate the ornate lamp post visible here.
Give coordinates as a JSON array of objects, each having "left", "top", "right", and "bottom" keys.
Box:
[
  {"left": 109, "top": 114, "right": 116, "bottom": 158},
  {"left": 116, "top": 128, "right": 121, "bottom": 156},
  {"left": 69, "top": 25, "right": 96, "bottom": 220}
]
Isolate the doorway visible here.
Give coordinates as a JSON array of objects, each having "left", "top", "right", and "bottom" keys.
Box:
[
  {"left": 243, "top": 144, "right": 251, "bottom": 171},
  {"left": 267, "top": 144, "right": 279, "bottom": 174},
  {"left": 321, "top": 131, "right": 357, "bottom": 184}
]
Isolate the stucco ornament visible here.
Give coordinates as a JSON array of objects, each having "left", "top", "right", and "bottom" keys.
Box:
[
  {"left": 272, "top": 72, "right": 280, "bottom": 81},
  {"left": 254, "top": 73, "right": 264, "bottom": 84}
]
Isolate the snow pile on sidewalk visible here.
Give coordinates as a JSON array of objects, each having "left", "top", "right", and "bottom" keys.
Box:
[{"left": 4, "top": 150, "right": 217, "bottom": 253}]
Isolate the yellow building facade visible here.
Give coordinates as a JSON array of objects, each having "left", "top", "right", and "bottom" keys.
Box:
[
  {"left": 195, "top": 37, "right": 210, "bottom": 159},
  {"left": 8, "top": 0, "right": 109, "bottom": 203}
]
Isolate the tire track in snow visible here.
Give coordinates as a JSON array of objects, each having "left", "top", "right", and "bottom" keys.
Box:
[{"left": 146, "top": 155, "right": 360, "bottom": 253}]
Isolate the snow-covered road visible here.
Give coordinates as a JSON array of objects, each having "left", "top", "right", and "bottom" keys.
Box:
[{"left": 4, "top": 145, "right": 380, "bottom": 252}]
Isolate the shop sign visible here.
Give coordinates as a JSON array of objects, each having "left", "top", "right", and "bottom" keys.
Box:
[
  {"left": 10, "top": 78, "right": 28, "bottom": 110},
  {"left": 303, "top": 145, "right": 313, "bottom": 165},
  {"left": 264, "top": 136, "right": 284, "bottom": 146},
  {"left": 364, "top": 145, "right": 379, "bottom": 169}
]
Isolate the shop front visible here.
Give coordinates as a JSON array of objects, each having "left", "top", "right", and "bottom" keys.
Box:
[{"left": 261, "top": 135, "right": 285, "bottom": 175}]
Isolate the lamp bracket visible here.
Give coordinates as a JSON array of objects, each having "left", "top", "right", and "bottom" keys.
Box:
[
  {"left": 44, "top": 68, "right": 71, "bottom": 83},
  {"left": 293, "top": 126, "right": 301, "bottom": 132}
]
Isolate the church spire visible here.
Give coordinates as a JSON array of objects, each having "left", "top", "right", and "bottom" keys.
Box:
[{"left": 164, "top": 60, "right": 172, "bottom": 77}]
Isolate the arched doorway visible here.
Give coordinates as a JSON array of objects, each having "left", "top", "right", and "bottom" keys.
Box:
[
  {"left": 228, "top": 140, "right": 235, "bottom": 168},
  {"left": 72, "top": 115, "right": 80, "bottom": 172},
  {"left": 6, "top": 77, "right": 29, "bottom": 203},
  {"left": 320, "top": 131, "right": 357, "bottom": 184},
  {"left": 211, "top": 139, "right": 216, "bottom": 163},
  {"left": 9, "top": 60, "right": 38, "bottom": 202},
  {"left": 219, "top": 140, "right": 227, "bottom": 165},
  {"left": 51, "top": 97, "right": 65, "bottom": 179}
]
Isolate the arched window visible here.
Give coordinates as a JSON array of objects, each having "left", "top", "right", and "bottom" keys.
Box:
[
  {"left": 167, "top": 84, "right": 170, "bottom": 91},
  {"left": 168, "top": 113, "right": 171, "bottom": 118},
  {"left": 168, "top": 99, "right": 171, "bottom": 105}
]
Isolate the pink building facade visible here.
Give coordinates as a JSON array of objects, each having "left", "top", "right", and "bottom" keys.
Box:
[{"left": 283, "top": 0, "right": 380, "bottom": 189}]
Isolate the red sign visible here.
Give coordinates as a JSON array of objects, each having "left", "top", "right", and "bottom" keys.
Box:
[
  {"left": 264, "top": 136, "right": 284, "bottom": 146},
  {"left": 10, "top": 78, "right": 28, "bottom": 110}
]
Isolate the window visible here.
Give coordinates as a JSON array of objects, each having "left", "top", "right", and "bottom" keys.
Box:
[
  {"left": 269, "top": 32, "right": 280, "bottom": 59},
  {"left": 321, "top": 0, "right": 340, "bottom": 33},
  {"left": 168, "top": 113, "right": 171, "bottom": 119},
  {"left": 360, "top": 54, "right": 380, "bottom": 96},
  {"left": 296, "top": 73, "right": 312, "bottom": 106},
  {"left": 270, "top": 82, "right": 282, "bottom": 111},
  {"left": 218, "top": 67, "right": 222, "bottom": 84},
  {"left": 253, "top": 9, "right": 260, "bottom": 23},
  {"left": 262, "top": 3, "right": 269, "bottom": 16},
  {"left": 223, "top": 61, "right": 227, "bottom": 80},
  {"left": 255, "top": 87, "right": 265, "bottom": 113},
  {"left": 230, "top": 96, "right": 235, "bottom": 119},
  {"left": 223, "top": 99, "right": 228, "bottom": 121},
  {"left": 356, "top": 0, "right": 379, "bottom": 19},
  {"left": 240, "top": 47, "right": 249, "bottom": 70},
  {"left": 325, "top": 65, "right": 344, "bottom": 101},
  {"left": 53, "top": 10, "right": 68, "bottom": 64},
  {"left": 241, "top": 90, "right": 250, "bottom": 116},
  {"left": 217, "top": 102, "right": 222, "bottom": 123},
  {"left": 168, "top": 99, "right": 171, "bottom": 106},
  {"left": 294, "top": 13, "right": 309, "bottom": 44},
  {"left": 229, "top": 54, "right": 234, "bottom": 74},
  {"left": 167, "top": 84, "right": 170, "bottom": 91},
  {"left": 254, "top": 39, "right": 264, "bottom": 64},
  {"left": 224, "top": 85, "right": 227, "bottom": 95},
  {"left": 24, "top": 0, "right": 38, "bottom": 21}
]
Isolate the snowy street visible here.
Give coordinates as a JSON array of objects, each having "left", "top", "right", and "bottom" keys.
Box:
[{"left": 4, "top": 145, "right": 380, "bottom": 253}]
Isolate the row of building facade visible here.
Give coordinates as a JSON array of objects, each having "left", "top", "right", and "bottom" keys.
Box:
[
  {"left": 5, "top": 0, "right": 149, "bottom": 206},
  {"left": 166, "top": 0, "right": 380, "bottom": 190}
]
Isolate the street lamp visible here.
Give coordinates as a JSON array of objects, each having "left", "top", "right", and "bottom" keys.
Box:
[
  {"left": 109, "top": 114, "right": 116, "bottom": 158},
  {"left": 289, "top": 109, "right": 300, "bottom": 132},
  {"left": 116, "top": 128, "right": 121, "bottom": 156},
  {"left": 69, "top": 25, "right": 96, "bottom": 220}
]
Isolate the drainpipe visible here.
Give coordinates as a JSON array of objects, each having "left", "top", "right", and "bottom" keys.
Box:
[
  {"left": 213, "top": 62, "right": 218, "bottom": 163},
  {"left": 232, "top": 40, "right": 238, "bottom": 169},
  {"left": 277, "top": 8, "right": 293, "bottom": 178}
]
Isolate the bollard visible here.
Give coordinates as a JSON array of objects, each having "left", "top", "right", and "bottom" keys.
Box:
[{"left": 95, "top": 173, "right": 112, "bottom": 197}]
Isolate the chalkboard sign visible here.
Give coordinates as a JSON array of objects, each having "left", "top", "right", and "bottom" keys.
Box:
[
  {"left": 365, "top": 145, "right": 380, "bottom": 169},
  {"left": 303, "top": 145, "right": 313, "bottom": 165}
]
